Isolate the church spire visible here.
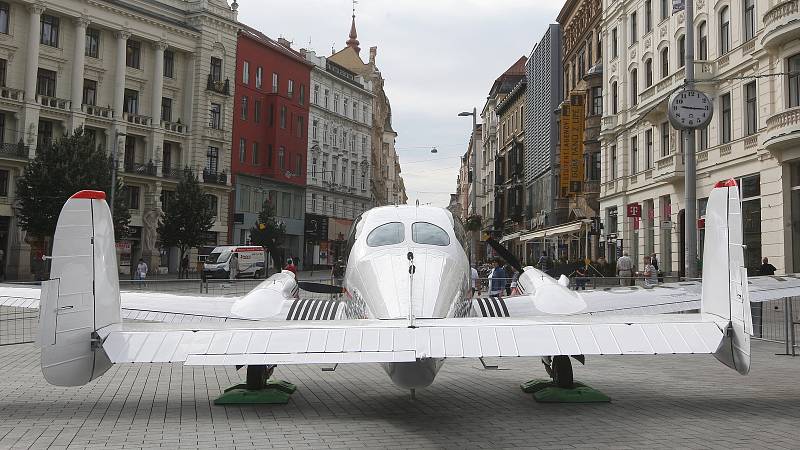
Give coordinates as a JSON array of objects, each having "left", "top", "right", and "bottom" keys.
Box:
[{"left": 346, "top": 0, "right": 360, "bottom": 54}]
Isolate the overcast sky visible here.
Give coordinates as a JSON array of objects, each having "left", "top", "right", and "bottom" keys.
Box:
[{"left": 237, "top": 0, "right": 562, "bottom": 207}]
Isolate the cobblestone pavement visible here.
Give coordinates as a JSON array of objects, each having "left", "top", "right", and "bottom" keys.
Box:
[{"left": 0, "top": 341, "right": 799, "bottom": 449}]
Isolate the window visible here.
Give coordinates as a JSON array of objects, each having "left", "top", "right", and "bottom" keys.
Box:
[
  {"left": 334, "top": 93, "right": 339, "bottom": 113},
  {"left": 611, "top": 28, "right": 619, "bottom": 59},
  {"left": 126, "top": 39, "right": 141, "bottom": 69},
  {"left": 161, "top": 97, "right": 172, "bottom": 122},
  {"left": 300, "top": 85, "right": 305, "bottom": 105},
  {"left": 272, "top": 73, "right": 278, "bottom": 93},
  {"left": 313, "top": 84, "right": 319, "bottom": 104},
  {"left": 206, "top": 146, "right": 219, "bottom": 173},
  {"left": 610, "top": 144, "right": 617, "bottom": 179},
  {"left": 738, "top": 174, "right": 762, "bottom": 272},
  {"left": 269, "top": 104, "right": 274, "bottom": 126},
  {"left": 332, "top": 163, "right": 337, "bottom": 183},
  {"left": 342, "top": 165, "right": 347, "bottom": 185},
  {"left": 412, "top": 222, "right": 450, "bottom": 246},
  {"left": 587, "top": 40, "right": 593, "bottom": 68},
  {"left": 363, "top": 105, "right": 368, "bottom": 122},
  {"left": 242, "top": 61, "right": 249, "bottom": 84},
  {"left": 312, "top": 158, "right": 317, "bottom": 178},
  {"left": 678, "top": 36, "right": 686, "bottom": 67},
  {"left": 719, "top": 7, "right": 730, "bottom": 56},
  {"left": 0, "top": 58, "right": 5, "bottom": 87},
  {"left": 206, "top": 195, "right": 218, "bottom": 217},
  {"left": 645, "top": 58, "right": 653, "bottom": 87},
  {"left": 661, "top": 122, "right": 670, "bottom": 157},
  {"left": 789, "top": 54, "right": 800, "bottom": 108},
  {"left": 644, "top": 128, "right": 654, "bottom": 169},
  {"left": 164, "top": 50, "right": 174, "bottom": 78},
  {"left": 352, "top": 100, "right": 358, "bottom": 118},
  {"left": 611, "top": 81, "right": 618, "bottom": 114},
  {"left": 645, "top": 0, "right": 652, "bottom": 32},
  {"left": 362, "top": 136, "right": 367, "bottom": 152},
  {"left": 239, "top": 137, "right": 246, "bottom": 163},
  {"left": 0, "top": 2, "right": 7, "bottom": 34},
  {"left": 312, "top": 120, "right": 318, "bottom": 140},
  {"left": 209, "top": 103, "right": 221, "bottom": 129},
  {"left": 660, "top": 47, "right": 669, "bottom": 78},
  {"left": 254, "top": 100, "right": 261, "bottom": 123},
  {"left": 125, "top": 186, "right": 140, "bottom": 210},
  {"left": 82, "top": 79, "right": 97, "bottom": 106},
  {"left": 630, "top": 69, "right": 638, "bottom": 106},
  {"left": 698, "top": 22, "right": 708, "bottom": 60},
  {"left": 323, "top": 124, "right": 328, "bottom": 143},
  {"left": 721, "top": 92, "right": 732, "bottom": 143},
  {"left": 0, "top": 169, "right": 8, "bottom": 197},
  {"left": 85, "top": 28, "right": 100, "bottom": 58},
  {"left": 324, "top": 89, "right": 329, "bottom": 108},
  {"left": 40, "top": 14, "right": 59, "bottom": 47},
  {"left": 744, "top": 0, "right": 755, "bottom": 42},
  {"left": 660, "top": 0, "right": 669, "bottom": 21},
  {"left": 278, "top": 147, "right": 285, "bottom": 169},
  {"left": 630, "top": 12, "right": 637, "bottom": 43},
  {"left": 367, "top": 222, "right": 404, "bottom": 247},
  {"left": 280, "top": 106, "right": 287, "bottom": 129},
  {"left": 297, "top": 116, "right": 304, "bottom": 138},
  {"left": 241, "top": 96, "right": 248, "bottom": 120},
  {"left": 36, "top": 69, "right": 56, "bottom": 97},
  {"left": 596, "top": 31, "right": 602, "bottom": 61},
  {"left": 351, "top": 168, "right": 356, "bottom": 186},
  {"left": 745, "top": 81, "right": 757, "bottom": 136},
  {"left": 267, "top": 144, "right": 273, "bottom": 167},
  {"left": 295, "top": 156, "right": 302, "bottom": 178},
  {"left": 631, "top": 135, "right": 638, "bottom": 174},
  {"left": 590, "top": 151, "right": 601, "bottom": 180},
  {"left": 591, "top": 87, "right": 602, "bottom": 115},
  {"left": 699, "top": 126, "right": 709, "bottom": 150},
  {"left": 344, "top": 98, "right": 349, "bottom": 117},
  {"left": 255, "top": 67, "right": 263, "bottom": 89},
  {"left": 322, "top": 160, "right": 327, "bottom": 181},
  {"left": 288, "top": 79, "right": 294, "bottom": 98},
  {"left": 210, "top": 57, "right": 222, "bottom": 82}
]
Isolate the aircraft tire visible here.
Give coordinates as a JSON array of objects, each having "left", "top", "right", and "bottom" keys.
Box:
[{"left": 551, "top": 355, "right": 574, "bottom": 388}]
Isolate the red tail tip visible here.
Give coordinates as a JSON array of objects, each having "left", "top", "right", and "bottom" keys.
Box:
[
  {"left": 714, "top": 179, "right": 737, "bottom": 188},
  {"left": 71, "top": 190, "right": 107, "bottom": 200}
]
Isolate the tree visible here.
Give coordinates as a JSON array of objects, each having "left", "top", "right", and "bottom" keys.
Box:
[
  {"left": 15, "top": 127, "right": 131, "bottom": 242},
  {"left": 249, "top": 200, "right": 286, "bottom": 273},
  {"left": 157, "top": 169, "right": 215, "bottom": 264}
]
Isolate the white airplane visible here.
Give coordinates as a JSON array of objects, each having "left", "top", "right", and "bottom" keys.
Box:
[{"left": 2, "top": 181, "right": 799, "bottom": 399}]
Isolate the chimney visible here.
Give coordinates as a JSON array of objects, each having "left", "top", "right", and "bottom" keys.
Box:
[
  {"left": 277, "top": 37, "right": 292, "bottom": 49},
  {"left": 369, "top": 46, "right": 377, "bottom": 65},
  {"left": 299, "top": 48, "right": 307, "bottom": 57}
]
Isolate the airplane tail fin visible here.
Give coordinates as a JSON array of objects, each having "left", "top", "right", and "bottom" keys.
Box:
[
  {"left": 701, "top": 180, "right": 753, "bottom": 375},
  {"left": 39, "top": 190, "right": 120, "bottom": 386}
]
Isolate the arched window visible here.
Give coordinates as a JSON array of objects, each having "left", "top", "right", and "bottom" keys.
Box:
[
  {"left": 631, "top": 69, "right": 639, "bottom": 106},
  {"left": 660, "top": 47, "right": 669, "bottom": 78},
  {"left": 612, "top": 81, "right": 619, "bottom": 114},
  {"left": 678, "top": 35, "right": 686, "bottom": 67},
  {"left": 698, "top": 21, "right": 708, "bottom": 60},
  {"left": 719, "top": 6, "right": 730, "bottom": 55},
  {"left": 645, "top": 58, "right": 653, "bottom": 87}
]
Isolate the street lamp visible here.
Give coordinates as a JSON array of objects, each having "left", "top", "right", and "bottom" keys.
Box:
[
  {"left": 458, "top": 108, "right": 478, "bottom": 267},
  {"left": 109, "top": 131, "right": 127, "bottom": 217}
]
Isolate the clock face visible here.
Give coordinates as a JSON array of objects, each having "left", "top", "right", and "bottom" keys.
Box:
[{"left": 668, "top": 89, "right": 714, "bottom": 130}]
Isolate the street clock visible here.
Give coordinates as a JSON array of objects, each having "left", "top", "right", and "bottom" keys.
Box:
[{"left": 667, "top": 89, "right": 713, "bottom": 130}]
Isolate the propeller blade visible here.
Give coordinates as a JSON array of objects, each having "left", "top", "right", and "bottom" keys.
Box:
[
  {"left": 298, "top": 281, "right": 344, "bottom": 294},
  {"left": 485, "top": 237, "right": 523, "bottom": 272}
]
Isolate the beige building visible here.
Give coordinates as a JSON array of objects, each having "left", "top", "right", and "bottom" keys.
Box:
[
  {"left": 599, "top": 0, "right": 800, "bottom": 275},
  {"left": 0, "top": 0, "right": 238, "bottom": 278}
]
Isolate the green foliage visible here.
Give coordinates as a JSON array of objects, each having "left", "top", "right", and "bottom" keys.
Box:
[
  {"left": 15, "top": 127, "right": 131, "bottom": 240},
  {"left": 249, "top": 201, "right": 286, "bottom": 270},
  {"left": 157, "top": 169, "right": 215, "bottom": 260}
]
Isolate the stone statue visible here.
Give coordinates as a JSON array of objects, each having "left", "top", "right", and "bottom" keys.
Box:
[{"left": 142, "top": 207, "right": 162, "bottom": 255}]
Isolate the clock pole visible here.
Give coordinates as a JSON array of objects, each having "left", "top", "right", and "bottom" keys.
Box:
[{"left": 683, "top": 0, "right": 698, "bottom": 279}]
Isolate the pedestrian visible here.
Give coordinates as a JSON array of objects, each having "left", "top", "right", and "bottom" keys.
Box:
[
  {"left": 229, "top": 253, "right": 239, "bottom": 280},
  {"left": 509, "top": 267, "right": 520, "bottom": 296},
  {"left": 179, "top": 253, "right": 189, "bottom": 279},
  {"left": 537, "top": 252, "right": 552, "bottom": 275},
  {"left": 504, "top": 265, "right": 515, "bottom": 295},
  {"left": 284, "top": 258, "right": 297, "bottom": 276},
  {"left": 136, "top": 258, "right": 148, "bottom": 287},
  {"left": 617, "top": 252, "right": 633, "bottom": 286},
  {"left": 488, "top": 258, "right": 507, "bottom": 297},
  {"left": 759, "top": 257, "right": 777, "bottom": 276},
  {"left": 650, "top": 253, "right": 659, "bottom": 271},
  {"left": 470, "top": 264, "right": 480, "bottom": 297},
  {"left": 642, "top": 256, "right": 658, "bottom": 287},
  {"left": 574, "top": 263, "right": 588, "bottom": 290}
]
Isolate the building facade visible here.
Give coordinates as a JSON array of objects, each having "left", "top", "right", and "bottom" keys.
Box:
[
  {"left": 495, "top": 78, "right": 527, "bottom": 260},
  {"left": 231, "top": 29, "right": 311, "bottom": 266},
  {"left": 0, "top": 0, "right": 238, "bottom": 278},
  {"left": 303, "top": 47, "right": 373, "bottom": 267},
  {"left": 598, "top": 0, "right": 800, "bottom": 275}
]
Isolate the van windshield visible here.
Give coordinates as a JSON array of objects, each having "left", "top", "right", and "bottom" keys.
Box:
[{"left": 208, "top": 251, "right": 231, "bottom": 264}]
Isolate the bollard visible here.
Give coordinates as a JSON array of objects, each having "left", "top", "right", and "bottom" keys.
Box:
[{"left": 790, "top": 298, "right": 797, "bottom": 357}]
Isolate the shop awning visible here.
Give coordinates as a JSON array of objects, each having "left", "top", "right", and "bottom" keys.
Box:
[
  {"left": 519, "top": 221, "right": 584, "bottom": 242},
  {"left": 498, "top": 231, "right": 523, "bottom": 243}
]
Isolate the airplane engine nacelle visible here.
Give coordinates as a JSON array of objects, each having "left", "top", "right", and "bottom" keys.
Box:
[{"left": 230, "top": 271, "right": 298, "bottom": 319}]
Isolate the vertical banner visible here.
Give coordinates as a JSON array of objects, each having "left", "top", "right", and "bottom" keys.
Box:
[{"left": 560, "top": 94, "right": 586, "bottom": 197}]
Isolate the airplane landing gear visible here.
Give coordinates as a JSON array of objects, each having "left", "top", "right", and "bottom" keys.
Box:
[
  {"left": 550, "top": 355, "right": 574, "bottom": 389},
  {"left": 214, "top": 365, "right": 298, "bottom": 405},
  {"left": 520, "top": 355, "right": 610, "bottom": 403}
]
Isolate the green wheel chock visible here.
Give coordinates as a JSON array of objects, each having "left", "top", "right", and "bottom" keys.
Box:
[
  {"left": 214, "top": 387, "right": 292, "bottom": 405},
  {"left": 520, "top": 379, "right": 611, "bottom": 403},
  {"left": 265, "top": 379, "right": 297, "bottom": 394}
]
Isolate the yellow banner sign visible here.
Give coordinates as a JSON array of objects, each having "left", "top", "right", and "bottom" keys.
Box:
[{"left": 559, "top": 94, "right": 586, "bottom": 197}]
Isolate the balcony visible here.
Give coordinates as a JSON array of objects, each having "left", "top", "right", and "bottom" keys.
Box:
[
  {"left": 124, "top": 112, "right": 151, "bottom": 127},
  {"left": 601, "top": 115, "right": 618, "bottom": 133},
  {"left": 161, "top": 165, "right": 183, "bottom": 179},
  {"left": 0, "top": 142, "right": 29, "bottom": 159},
  {"left": 763, "top": 106, "right": 800, "bottom": 153},
  {"left": 202, "top": 170, "right": 227, "bottom": 185},
  {"left": 38, "top": 95, "right": 71, "bottom": 111},
  {"left": 762, "top": 0, "right": 800, "bottom": 50},
  {"left": 161, "top": 120, "right": 186, "bottom": 134},
  {"left": 206, "top": 75, "right": 230, "bottom": 95},
  {"left": 652, "top": 153, "right": 685, "bottom": 182},
  {"left": 584, "top": 180, "right": 601, "bottom": 194},
  {"left": 82, "top": 104, "right": 113, "bottom": 119},
  {"left": 124, "top": 161, "right": 157, "bottom": 176},
  {"left": 0, "top": 87, "right": 23, "bottom": 103}
]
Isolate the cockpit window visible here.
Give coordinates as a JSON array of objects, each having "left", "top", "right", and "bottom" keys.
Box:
[
  {"left": 366, "top": 222, "right": 405, "bottom": 247},
  {"left": 412, "top": 222, "right": 450, "bottom": 246}
]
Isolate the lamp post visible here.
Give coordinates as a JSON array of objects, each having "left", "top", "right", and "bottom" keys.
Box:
[
  {"left": 683, "top": 0, "right": 698, "bottom": 279},
  {"left": 109, "top": 131, "right": 126, "bottom": 218},
  {"left": 458, "top": 108, "right": 478, "bottom": 267}
]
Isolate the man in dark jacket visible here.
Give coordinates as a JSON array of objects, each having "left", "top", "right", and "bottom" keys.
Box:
[
  {"left": 759, "top": 257, "right": 777, "bottom": 276},
  {"left": 489, "top": 259, "right": 507, "bottom": 297}
]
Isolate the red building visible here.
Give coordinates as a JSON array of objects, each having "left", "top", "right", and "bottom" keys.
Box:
[{"left": 231, "top": 27, "right": 313, "bottom": 265}]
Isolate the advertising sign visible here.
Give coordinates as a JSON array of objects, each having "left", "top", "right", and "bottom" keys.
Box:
[
  {"left": 627, "top": 203, "right": 642, "bottom": 218},
  {"left": 559, "top": 94, "right": 586, "bottom": 197},
  {"left": 304, "top": 213, "right": 328, "bottom": 241}
]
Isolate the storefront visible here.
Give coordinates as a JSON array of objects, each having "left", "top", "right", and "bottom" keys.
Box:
[{"left": 304, "top": 213, "right": 329, "bottom": 268}]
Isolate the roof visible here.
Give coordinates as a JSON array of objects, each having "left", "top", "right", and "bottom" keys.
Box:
[
  {"left": 488, "top": 56, "right": 527, "bottom": 98},
  {"left": 238, "top": 25, "right": 314, "bottom": 68}
]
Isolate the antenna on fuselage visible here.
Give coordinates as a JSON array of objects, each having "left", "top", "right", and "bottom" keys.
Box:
[
  {"left": 407, "top": 251, "right": 416, "bottom": 328},
  {"left": 416, "top": 199, "right": 419, "bottom": 207}
]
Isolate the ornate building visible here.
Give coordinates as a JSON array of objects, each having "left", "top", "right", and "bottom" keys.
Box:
[{"left": 0, "top": 0, "right": 238, "bottom": 278}]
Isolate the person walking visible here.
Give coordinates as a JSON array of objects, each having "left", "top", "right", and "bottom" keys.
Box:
[
  {"left": 179, "top": 254, "right": 190, "bottom": 279},
  {"left": 537, "top": 252, "right": 552, "bottom": 275},
  {"left": 642, "top": 256, "right": 658, "bottom": 287},
  {"left": 470, "top": 264, "right": 480, "bottom": 297},
  {"left": 488, "top": 259, "right": 507, "bottom": 297},
  {"left": 136, "top": 258, "right": 148, "bottom": 287},
  {"left": 759, "top": 257, "right": 777, "bottom": 276},
  {"left": 229, "top": 253, "right": 239, "bottom": 280},
  {"left": 574, "top": 262, "right": 588, "bottom": 290},
  {"left": 284, "top": 258, "right": 297, "bottom": 275},
  {"left": 617, "top": 252, "right": 633, "bottom": 286}
]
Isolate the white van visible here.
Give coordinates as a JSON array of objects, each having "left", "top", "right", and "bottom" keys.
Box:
[{"left": 202, "top": 246, "right": 267, "bottom": 279}]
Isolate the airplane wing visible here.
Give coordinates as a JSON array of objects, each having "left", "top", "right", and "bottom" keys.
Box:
[{"left": 746, "top": 274, "right": 800, "bottom": 302}]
